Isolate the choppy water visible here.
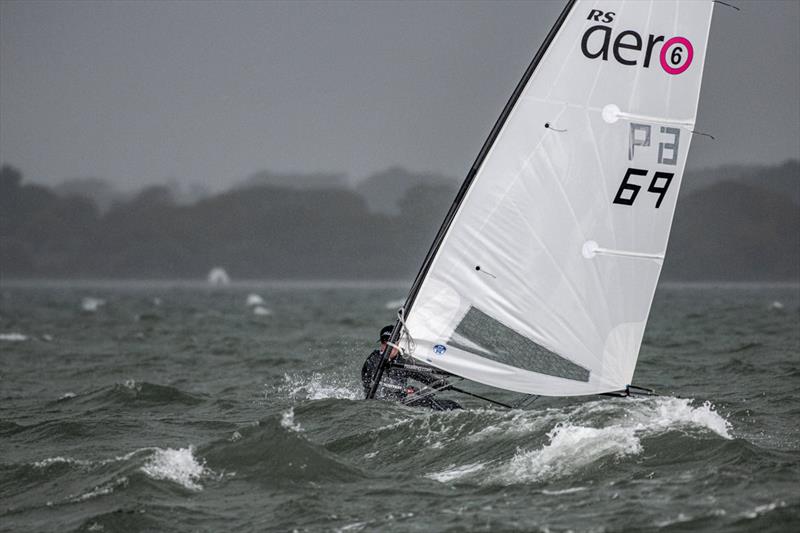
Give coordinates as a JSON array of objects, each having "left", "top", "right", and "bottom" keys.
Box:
[{"left": 1, "top": 281, "right": 798, "bottom": 532}]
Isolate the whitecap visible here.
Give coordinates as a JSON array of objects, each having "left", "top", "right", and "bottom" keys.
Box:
[
  {"left": 489, "top": 396, "right": 731, "bottom": 485},
  {"left": 655, "top": 512, "right": 693, "bottom": 528},
  {"left": 741, "top": 500, "right": 785, "bottom": 519},
  {"left": 123, "top": 379, "right": 142, "bottom": 392},
  {"left": 624, "top": 397, "right": 732, "bottom": 439},
  {"left": 33, "top": 448, "right": 155, "bottom": 469},
  {"left": 246, "top": 293, "right": 265, "bottom": 306},
  {"left": 34, "top": 456, "right": 92, "bottom": 468},
  {"left": 541, "top": 486, "right": 588, "bottom": 495},
  {"left": 69, "top": 476, "right": 129, "bottom": 503},
  {"left": 426, "top": 462, "right": 486, "bottom": 483},
  {"left": 770, "top": 300, "right": 784, "bottom": 310},
  {"left": 58, "top": 392, "right": 77, "bottom": 401},
  {"left": 140, "top": 446, "right": 208, "bottom": 491},
  {"left": 467, "top": 409, "right": 555, "bottom": 442},
  {"left": 280, "top": 408, "right": 303, "bottom": 432},
  {"left": 0, "top": 332, "right": 27, "bottom": 342},
  {"left": 252, "top": 305, "right": 272, "bottom": 316},
  {"left": 497, "top": 423, "right": 642, "bottom": 484}
]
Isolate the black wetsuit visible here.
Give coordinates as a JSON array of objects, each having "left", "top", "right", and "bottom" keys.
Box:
[{"left": 361, "top": 349, "right": 461, "bottom": 410}]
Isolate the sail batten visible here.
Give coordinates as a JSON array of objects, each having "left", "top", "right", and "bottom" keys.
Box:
[{"left": 400, "top": 0, "right": 714, "bottom": 396}]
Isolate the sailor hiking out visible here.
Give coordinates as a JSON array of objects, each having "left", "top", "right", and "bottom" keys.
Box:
[{"left": 361, "top": 325, "right": 461, "bottom": 411}]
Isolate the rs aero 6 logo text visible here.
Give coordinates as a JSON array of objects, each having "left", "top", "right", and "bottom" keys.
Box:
[{"left": 581, "top": 9, "right": 694, "bottom": 75}]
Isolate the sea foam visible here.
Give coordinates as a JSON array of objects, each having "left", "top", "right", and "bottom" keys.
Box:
[
  {"left": 426, "top": 462, "right": 486, "bottom": 483},
  {"left": 494, "top": 397, "right": 731, "bottom": 484},
  {"left": 280, "top": 408, "right": 303, "bottom": 432},
  {"left": 140, "top": 446, "right": 208, "bottom": 491},
  {"left": 425, "top": 396, "right": 733, "bottom": 485},
  {"left": 278, "top": 372, "right": 361, "bottom": 400}
]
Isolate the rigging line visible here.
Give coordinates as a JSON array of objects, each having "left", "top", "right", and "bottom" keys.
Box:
[
  {"left": 446, "top": 385, "right": 514, "bottom": 409},
  {"left": 513, "top": 395, "right": 540, "bottom": 410},
  {"left": 386, "top": 306, "right": 415, "bottom": 357},
  {"left": 402, "top": 377, "right": 460, "bottom": 406}
]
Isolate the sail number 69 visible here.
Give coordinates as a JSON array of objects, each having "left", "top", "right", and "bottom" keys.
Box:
[{"left": 613, "top": 167, "right": 674, "bottom": 208}]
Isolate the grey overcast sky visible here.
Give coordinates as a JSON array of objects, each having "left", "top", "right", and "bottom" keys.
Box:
[{"left": 1, "top": 0, "right": 798, "bottom": 191}]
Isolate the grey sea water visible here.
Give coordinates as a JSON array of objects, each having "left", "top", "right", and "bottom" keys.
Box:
[{"left": 1, "top": 281, "right": 798, "bottom": 532}]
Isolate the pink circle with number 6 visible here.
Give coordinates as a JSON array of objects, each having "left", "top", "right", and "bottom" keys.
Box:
[{"left": 660, "top": 36, "right": 694, "bottom": 75}]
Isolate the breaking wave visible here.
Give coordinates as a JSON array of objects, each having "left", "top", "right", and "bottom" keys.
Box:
[
  {"left": 422, "top": 397, "right": 733, "bottom": 485},
  {"left": 140, "top": 446, "right": 210, "bottom": 491}
]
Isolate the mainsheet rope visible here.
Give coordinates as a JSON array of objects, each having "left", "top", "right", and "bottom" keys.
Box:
[{"left": 386, "top": 306, "right": 416, "bottom": 357}]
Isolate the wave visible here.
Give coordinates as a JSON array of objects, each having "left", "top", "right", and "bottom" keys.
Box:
[
  {"left": 140, "top": 446, "right": 209, "bottom": 491},
  {"left": 51, "top": 380, "right": 207, "bottom": 409},
  {"left": 201, "top": 416, "right": 363, "bottom": 486},
  {"left": 1, "top": 445, "right": 207, "bottom": 518},
  {"left": 421, "top": 397, "right": 733, "bottom": 485}
]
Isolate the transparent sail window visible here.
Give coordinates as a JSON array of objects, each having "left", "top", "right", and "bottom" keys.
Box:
[{"left": 449, "top": 306, "right": 591, "bottom": 382}]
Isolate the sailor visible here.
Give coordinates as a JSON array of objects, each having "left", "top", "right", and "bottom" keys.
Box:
[
  {"left": 362, "top": 325, "right": 461, "bottom": 411},
  {"left": 361, "top": 325, "right": 409, "bottom": 400}
]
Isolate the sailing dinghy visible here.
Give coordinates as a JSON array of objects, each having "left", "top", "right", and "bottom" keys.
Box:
[{"left": 368, "top": 0, "right": 716, "bottom": 404}]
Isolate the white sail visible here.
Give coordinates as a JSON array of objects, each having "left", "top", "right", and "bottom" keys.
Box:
[{"left": 402, "top": 0, "right": 715, "bottom": 396}]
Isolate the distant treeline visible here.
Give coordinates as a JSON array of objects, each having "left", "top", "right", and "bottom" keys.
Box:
[{"left": 1, "top": 161, "right": 798, "bottom": 281}]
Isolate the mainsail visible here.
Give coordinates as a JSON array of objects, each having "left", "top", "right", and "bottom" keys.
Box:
[{"left": 375, "top": 0, "right": 716, "bottom": 398}]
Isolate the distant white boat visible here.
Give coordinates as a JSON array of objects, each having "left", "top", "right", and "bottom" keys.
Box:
[
  {"left": 246, "top": 293, "right": 265, "bottom": 306},
  {"left": 81, "top": 297, "right": 105, "bottom": 312},
  {"left": 207, "top": 267, "right": 231, "bottom": 286}
]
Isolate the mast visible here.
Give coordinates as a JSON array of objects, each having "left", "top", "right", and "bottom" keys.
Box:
[{"left": 366, "top": 0, "right": 577, "bottom": 400}]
